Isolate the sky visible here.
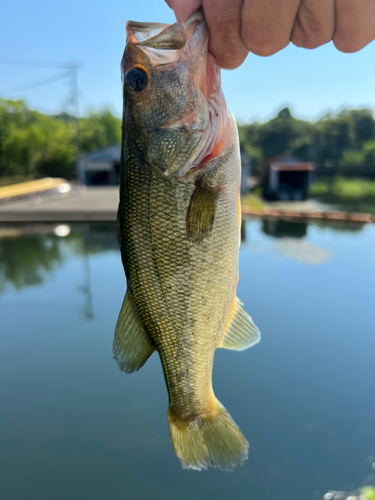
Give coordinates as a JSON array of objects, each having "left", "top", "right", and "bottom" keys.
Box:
[{"left": 1, "top": 0, "right": 375, "bottom": 123}]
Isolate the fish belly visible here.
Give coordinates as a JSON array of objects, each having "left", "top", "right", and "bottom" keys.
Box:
[{"left": 120, "top": 145, "right": 240, "bottom": 419}]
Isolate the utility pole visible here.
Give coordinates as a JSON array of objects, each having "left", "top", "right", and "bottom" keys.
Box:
[
  {"left": 0, "top": 58, "right": 82, "bottom": 180},
  {"left": 66, "top": 63, "right": 82, "bottom": 179}
]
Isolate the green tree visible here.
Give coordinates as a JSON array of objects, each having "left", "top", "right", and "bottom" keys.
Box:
[
  {"left": 0, "top": 99, "right": 121, "bottom": 180},
  {"left": 80, "top": 109, "right": 121, "bottom": 153},
  {"left": 0, "top": 98, "right": 38, "bottom": 176},
  {"left": 238, "top": 122, "right": 262, "bottom": 172},
  {"left": 341, "top": 140, "right": 375, "bottom": 167},
  {"left": 1, "top": 98, "right": 374, "bottom": 181}
]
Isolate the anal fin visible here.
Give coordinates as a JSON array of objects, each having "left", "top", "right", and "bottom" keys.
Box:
[
  {"left": 219, "top": 298, "right": 260, "bottom": 351},
  {"left": 113, "top": 290, "right": 155, "bottom": 373}
]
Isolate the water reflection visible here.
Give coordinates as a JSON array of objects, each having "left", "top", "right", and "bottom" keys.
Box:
[
  {"left": 0, "top": 230, "right": 65, "bottom": 294},
  {"left": 240, "top": 218, "right": 370, "bottom": 265},
  {"left": 262, "top": 219, "right": 308, "bottom": 239},
  {"left": 79, "top": 234, "right": 94, "bottom": 320},
  {"left": 241, "top": 219, "right": 365, "bottom": 247},
  {"left": 0, "top": 223, "right": 118, "bottom": 299},
  {"left": 274, "top": 238, "right": 331, "bottom": 265},
  {"left": 1, "top": 219, "right": 367, "bottom": 297},
  {"left": 1, "top": 219, "right": 375, "bottom": 500}
]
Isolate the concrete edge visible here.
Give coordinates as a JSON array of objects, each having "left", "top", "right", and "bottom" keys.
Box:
[
  {"left": 0, "top": 208, "right": 374, "bottom": 224},
  {"left": 0, "top": 212, "right": 117, "bottom": 222}
]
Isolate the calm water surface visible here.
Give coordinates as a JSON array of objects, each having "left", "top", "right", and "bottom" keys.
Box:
[{"left": 1, "top": 220, "right": 374, "bottom": 500}]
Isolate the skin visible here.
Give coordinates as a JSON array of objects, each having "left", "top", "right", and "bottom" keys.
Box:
[{"left": 165, "top": 0, "right": 375, "bottom": 69}]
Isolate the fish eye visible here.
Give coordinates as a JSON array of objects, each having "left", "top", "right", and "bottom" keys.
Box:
[{"left": 124, "top": 67, "right": 148, "bottom": 93}]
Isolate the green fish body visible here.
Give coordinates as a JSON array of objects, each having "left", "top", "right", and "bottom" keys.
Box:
[{"left": 114, "top": 11, "right": 260, "bottom": 471}]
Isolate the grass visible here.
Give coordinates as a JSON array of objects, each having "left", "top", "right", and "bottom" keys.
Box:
[
  {"left": 333, "top": 177, "right": 375, "bottom": 198},
  {"left": 241, "top": 193, "right": 265, "bottom": 209},
  {"left": 309, "top": 180, "right": 330, "bottom": 196},
  {"left": 310, "top": 176, "right": 375, "bottom": 215},
  {"left": 310, "top": 177, "right": 375, "bottom": 199}
]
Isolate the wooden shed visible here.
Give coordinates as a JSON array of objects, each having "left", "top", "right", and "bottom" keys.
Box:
[{"left": 263, "top": 154, "right": 315, "bottom": 201}]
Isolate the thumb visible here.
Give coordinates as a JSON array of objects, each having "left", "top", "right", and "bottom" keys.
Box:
[{"left": 165, "top": 0, "right": 202, "bottom": 23}]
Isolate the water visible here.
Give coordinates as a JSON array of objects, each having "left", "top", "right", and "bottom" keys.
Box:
[{"left": 1, "top": 220, "right": 374, "bottom": 500}]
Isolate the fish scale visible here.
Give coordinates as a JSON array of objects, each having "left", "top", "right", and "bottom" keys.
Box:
[
  {"left": 114, "top": 10, "right": 261, "bottom": 471},
  {"left": 120, "top": 140, "right": 239, "bottom": 414}
]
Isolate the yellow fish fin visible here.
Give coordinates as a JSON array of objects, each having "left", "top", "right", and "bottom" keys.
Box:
[
  {"left": 168, "top": 399, "right": 249, "bottom": 471},
  {"left": 186, "top": 178, "right": 221, "bottom": 244},
  {"left": 219, "top": 297, "right": 260, "bottom": 351},
  {"left": 113, "top": 290, "right": 155, "bottom": 373}
]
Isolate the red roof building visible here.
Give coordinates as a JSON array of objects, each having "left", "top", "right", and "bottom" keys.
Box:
[{"left": 262, "top": 154, "right": 315, "bottom": 201}]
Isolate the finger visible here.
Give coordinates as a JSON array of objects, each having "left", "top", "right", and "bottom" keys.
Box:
[
  {"left": 166, "top": 0, "right": 202, "bottom": 23},
  {"left": 291, "top": 0, "right": 335, "bottom": 49},
  {"left": 334, "top": 0, "right": 375, "bottom": 53},
  {"left": 241, "top": 0, "right": 301, "bottom": 56},
  {"left": 203, "top": 0, "right": 248, "bottom": 69}
]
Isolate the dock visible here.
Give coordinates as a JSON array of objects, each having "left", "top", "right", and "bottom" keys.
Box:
[
  {"left": 241, "top": 206, "right": 375, "bottom": 224},
  {"left": 0, "top": 180, "right": 374, "bottom": 225},
  {"left": 0, "top": 185, "right": 118, "bottom": 222}
]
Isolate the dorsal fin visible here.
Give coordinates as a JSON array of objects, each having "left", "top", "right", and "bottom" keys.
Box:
[
  {"left": 113, "top": 291, "right": 155, "bottom": 373},
  {"left": 219, "top": 298, "right": 260, "bottom": 351}
]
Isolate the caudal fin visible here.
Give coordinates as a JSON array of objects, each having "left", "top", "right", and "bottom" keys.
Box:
[{"left": 168, "top": 399, "right": 249, "bottom": 471}]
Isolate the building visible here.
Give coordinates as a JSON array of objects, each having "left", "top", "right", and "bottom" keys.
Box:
[
  {"left": 240, "top": 153, "right": 252, "bottom": 194},
  {"left": 77, "top": 146, "right": 255, "bottom": 189},
  {"left": 77, "top": 145, "right": 121, "bottom": 185},
  {"left": 262, "top": 154, "right": 315, "bottom": 201}
]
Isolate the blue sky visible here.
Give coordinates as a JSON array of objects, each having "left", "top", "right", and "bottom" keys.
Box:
[{"left": 1, "top": 0, "right": 374, "bottom": 123}]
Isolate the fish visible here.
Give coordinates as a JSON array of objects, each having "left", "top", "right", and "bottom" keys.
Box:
[{"left": 114, "top": 10, "right": 260, "bottom": 471}]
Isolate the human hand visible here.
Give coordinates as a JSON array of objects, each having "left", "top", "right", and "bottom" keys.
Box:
[{"left": 165, "top": 0, "right": 375, "bottom": 69}]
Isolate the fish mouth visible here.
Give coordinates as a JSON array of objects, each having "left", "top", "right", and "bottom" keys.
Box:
[
  {"left": 125, "top": 11, "right": 232, "bottom": 179},
  {"left": 126, "top": 21, "right": 172, "bottom": 44},
  {"left": 126, "top": 10, "right": 202, "bottom": 48}
]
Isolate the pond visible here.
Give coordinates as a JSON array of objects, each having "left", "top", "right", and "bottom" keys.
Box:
[{"left": 1, "top": 219, "right": 374, "bottom": 500}]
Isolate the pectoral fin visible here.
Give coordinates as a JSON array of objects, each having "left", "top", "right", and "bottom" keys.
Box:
[
  {"left": 186, "top": 178, "right": 221, "bottom": 244},
  {"left": 219, "top": 298, "right": 260, "bottom": 351},
  {"left": 113, "top": 291, "right": 155, "bottom": 373}
]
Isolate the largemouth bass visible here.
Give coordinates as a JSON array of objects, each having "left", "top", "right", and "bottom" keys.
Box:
[{"left": 114, "top": 10, "right": 260, "bottom": 471}]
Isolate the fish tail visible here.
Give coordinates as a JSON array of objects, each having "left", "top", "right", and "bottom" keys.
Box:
[{"left": 167, "top": 399, "right": 249, "bottom": 471}]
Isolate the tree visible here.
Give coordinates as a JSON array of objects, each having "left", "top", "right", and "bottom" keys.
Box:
[
  {"left": 80, "top": 110, "right": 121, "bottom": 153},
  {"left": 0, "top": 99, "right": 121, "bottom": 179}
]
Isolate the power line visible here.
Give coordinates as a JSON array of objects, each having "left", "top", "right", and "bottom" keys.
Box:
[
  {"left": 0, "top": 57, "right": 82, "bottom": 170},
  {"left": 1, "top": 71, "right": 70, "bottom": 94},
  {"left": 0, "top": 57, "right": 82, "bottom": 70}
]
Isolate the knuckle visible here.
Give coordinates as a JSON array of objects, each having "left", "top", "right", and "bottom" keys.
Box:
[
  {"left": 208, "top": 11, "right": 240, "bottom": 28},
  {"left": 215, "top": 53, "right": 247, "bottom": 69},
  {"left": 208, "top": 40, "right": 247, "bottom": 69},
  {"left": 333, "top": 34, "right": 368, "bottom": 53},
  {"left": 292, "top": 25, "right": 330, "bottom": 49},
  {"left": 241, "top": 24, "right": 287, "bottom": 56},
  {"left": 292, "top": 14, "right": 332, "bottom": 49},
  {"left": 249, "top": 44, "right": 281, "bottom": 57}
]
